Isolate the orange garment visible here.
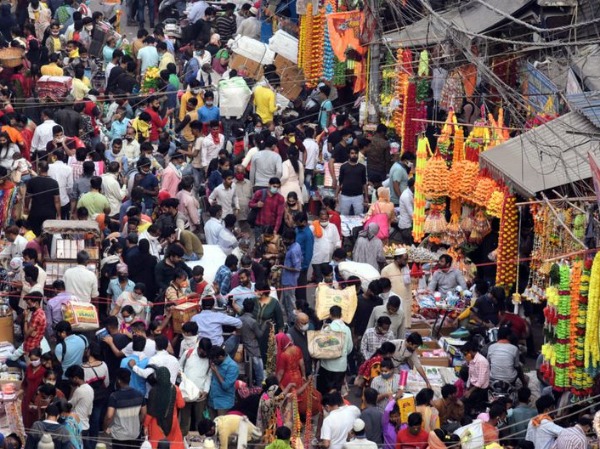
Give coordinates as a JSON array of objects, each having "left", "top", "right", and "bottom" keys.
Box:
[
  {"left": 2, "top": 126, "right": 24, "bottom": 147},
  {"left": 326, "top": 11, "right": 366, "bottom": 61},
  {"left": 459, "top": 64, "right": 477, "bottom": 99},
  {"left": 144, "top": 386, "right": 185, "bottom": 449},
  {"left": 482, "top": 422, "right": 499, "bottom": 444}
]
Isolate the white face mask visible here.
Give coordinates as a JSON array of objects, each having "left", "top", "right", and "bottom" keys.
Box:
[
  {"left": 184, "top": 335, "right": 197, "bottom": 342},
  {"left": 299, "top": 324, "right": 309, "bottom": 332},
  {"left": 31, "top": 359, "right": 41, "bottom": 367},
  {"left": 124, "top": 316, "right": 133, "bottom": 323},
  {"left": 46, "top": 380, "right": 56, "bottom": 385},
  {"left": 381, "top": 291, "right": 390, "bottom": 300}
]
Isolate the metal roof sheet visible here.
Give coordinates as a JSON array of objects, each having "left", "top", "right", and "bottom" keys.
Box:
[
  {"left": 571, "top": 45, "right": 600, "bottom": 92},
  {"left": 383, "top": 0, "right": 534, "bottom": 47},
  {"left": 567, "top": 91, "right": 600, "bottom": 129},
  {"left": 479, "top": 112, "right": 600, "bottom": 197}
]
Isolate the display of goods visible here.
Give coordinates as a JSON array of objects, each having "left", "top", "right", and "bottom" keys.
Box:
[
  {"left": 486, "top": 189, "right": 505, "bottom": 219},
  {"left": 393, "top": 48, "right": 412, "bottom": 136},
  {"left": 307, "top": 8, "right": 324, "bottom": 88},
  {"left": 141, "top": 66, "right": 160, "bottom": 93},
  {"left": 322, "top": 3, "right": 334, "bottom": 80},
  {"left": 495, "top": 195, "right": 518, "bottom": 289},
  {"left": 457, "top": 160, "right": 479, "bottom": 198},
  {"left": 573, "top": 213, "right": 585, "bottom": 240},
  {"left": 465, "top": 115, "right": 490, "bottom": 161},
  {"left": 424, "top": 203, "right": 448, "bottom": 235},
  {"left": 422, "top": 152, "right": 449, "bottom": 199},
  {"left": 488, "top": 107, "right": 509, "bottom": 148},
  {"left": 437, "top": 109, "right": 455, "bottom": 162},
  {"left": 416, "top": 50, "right": 429, "bottom": 101},
  {"left": 585, "top": 252, "right": 600, "bottom": 372},
  {"left": 471, "top": 175, "right": 498, "bottom": 207},
  {"left": 412, "top": 137, "right": 431, "bottom": 242},
  {"left": 37, "top": 76, "right": 73, "bottom": 101},
  {"left": 443, "top": 214, "right": 466, "bottom": 247}
]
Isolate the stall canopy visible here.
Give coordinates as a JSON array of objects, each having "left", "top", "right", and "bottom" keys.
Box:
[
  {"left": 383, "top": 0, "right": 533, "bottom": 47},
  {"left": 567, "top": 91, "right": 600, "bottom": 128},
  {"left": 479, "top": 112, "right": 600, "bottom": 197}
]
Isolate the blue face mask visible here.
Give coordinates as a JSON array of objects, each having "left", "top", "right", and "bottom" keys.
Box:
[
  {"left": 381, "top": 372, "right": 393, "bottom": 379},
  {"left": 346, "top": 137, "right": 353, "bottom": 144}
]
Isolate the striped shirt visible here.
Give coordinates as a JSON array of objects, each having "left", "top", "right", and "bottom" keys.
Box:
[
  {"left": 107, "top": 386, "right": 145, "bottom": 440},
  {"left": 554, "top": 425, "right": 586, "bottom": 449},
  {"left": 215, "top": 15, "right": 237, "bottom": 41},
  {"left": 468, "top": 352, "right": 490, "bottom": 389}
]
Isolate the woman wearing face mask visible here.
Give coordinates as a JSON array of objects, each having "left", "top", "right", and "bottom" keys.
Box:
[
  {"left": 19, "top": 348, "right": 46, "bottom": 429},
  {"left": 281, "top": 192, "right": 301, "bottom": 234},
  {"left": 310, "top": 208, "right": 342, "bottom": 282},
  {"left": 118, "top": 305, "right": 137, "bottom": 336},
  {"left": 368, "top": 358, "right": 400, "bottom": 411},
  {"left": 112, "top": 282, "right": 150, "bottom": 323},
  {"left": 279, "top": 146, "right": 305, "bottom": 210}
]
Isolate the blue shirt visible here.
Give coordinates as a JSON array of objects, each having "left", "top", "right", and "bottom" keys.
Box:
[
  {"left": 165, "top": 83, "right": 178, "bottom": 110},
  {"left": 192, "top": 310, "right": 242, "bottom": 346},
  {"left": 208, "top": 355, "right": 239, "bottom": 410},
  {"left": 281, "top": 242, "right": 302, "bottom": 287},
  {"left": 295, "top": 226, "right": 314, "bottom": 270},
  {"left": 108, "top": 118, "right": 130, "bottom": 140},
  {"left": 228, "top": 284, "right": 256, "bottom": 311},
  {"left": 104, "top": 151, "right": 129, "bottom": 173},
  {"left": 120, "top": 355, "right": 149, "bottom": 395},
  {"left": 107, "top": 278, "right": 135, "bottom": 306},
  {"left": 198, "top": 105, "right": 220, "bottom": 124},
  {"left": 55, "top": 334, "right": 88, "bottom": 378},
  {"left": 214, "top": 265, "right": 233, "bottom": 296}
]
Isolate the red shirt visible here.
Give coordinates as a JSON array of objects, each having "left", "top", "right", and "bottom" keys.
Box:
[
  {"left": 249, "top": 190, "right": 285, "bottom": 231},
  {"left": 501, "top": 313, "right": 528, "bottom": 339},
  {"left": 396, "top": 428, "right": 429, "bottom": 449},
  {"left": 144, "top": 107, "right": 169, "bottom": 141},
  {"left": 328, "top": 210, "right": 342, "bottom": 239},
  {"left": 24, "top": 308, "right": 46, "bottom": 352}
]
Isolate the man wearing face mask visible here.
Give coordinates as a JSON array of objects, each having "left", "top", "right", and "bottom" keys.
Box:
[
  {"left": 179, "top": 337, "right": 213, "bottom": 435},
  {"left": 310, "top": 208, "right": 341, "bottom": 283},
  {"left": 248, "top": 177, "right": 285, "bottom": 239},
  {"left": 161, "top": 152, "right": 185, "bottom": 198},
  {"left": 288, "top": 312, "right": 312, "bottom": 375},
  {"left": 390, "top": 332, "right": 431, "bottom": 389},
  {"left": 360, "top": 316, "right": 394, "bottom": 361},
  {"left": 428, "top": 254, "right": 467, "bottom": 295},
  {"left": 381, "top": 247, "right": 412, "bottom": 329},
  {"left": 144, "top": 96, "right": 174, "bottom": 145},
  {"left": 200, "top": 119, "right": 224, "bottom": 172},
  {"left": 233, "top": 164, "right": 253, "bottom": 221},
  {"left": 250, "top": 135, "right": 283, "bottom": 191},
  {"left": 23, "top": 291, "right": 45, "bottom": 354},
  {"left": 336, "top": 148, "right": 368, "bottom": 216},
  {"left": 389, "top": 151, "right": 415, "bottom": 206}
]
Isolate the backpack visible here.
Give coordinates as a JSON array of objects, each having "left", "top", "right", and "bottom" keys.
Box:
[{"left": 87, "top": 365, "right": 109, "bottom": 404}]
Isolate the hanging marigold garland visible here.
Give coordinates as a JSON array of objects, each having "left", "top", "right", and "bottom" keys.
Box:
[
  {"left": 392, "top": 48, "right": 410, "bottom": 136},
  {"left": 412, "top": 137, "right": 431, "bottom": 243},
  {"left": 495, "top": 195, "right": 518, "bottom": 289},
  {"left": 290, "top": 392, "right": 302, "bottom": 449},
  {"left": 306, "top": 9, "right": 325, "bottom": 88},
  {"left": 298, "top": 5, "right": 313, "bottom": 72}
]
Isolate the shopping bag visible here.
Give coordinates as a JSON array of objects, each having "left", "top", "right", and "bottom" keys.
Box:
[{"left": 307, "top": 325, "right": 345, "bottom": 359}]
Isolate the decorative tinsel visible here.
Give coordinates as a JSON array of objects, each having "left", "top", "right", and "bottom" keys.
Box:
[
  {"left": 290, "top": 392, "right": 302, "bottom": 449},
  {"left": 266, "top": 324, "right": 276, "bottom": 375},
  {"left": 304, "top": 381, "right": 314, "bottom": 449},
  {"left": 322, "top": 3, "right": 334, "bottom": 80}
]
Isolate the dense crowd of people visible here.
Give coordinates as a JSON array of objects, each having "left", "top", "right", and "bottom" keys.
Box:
[{"left": 0, "top": 1, "right": 589, "bottom": 449}]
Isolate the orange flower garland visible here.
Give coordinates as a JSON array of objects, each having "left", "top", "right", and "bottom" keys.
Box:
[
  {"left": 495, "top": 195, "right": 518, "bottom": 289},
  {"left": 393, "top": 48, "right": 411, "bottom": 136},
  {"left": 307, "top": 9, "right": 325, "bottom": 87},
  {"left": 422, "top": 151, "right": 449, "bottom": 199},
  {"left": 569, "top": 261, "right": 582, "bottom": 388},
  {"left": 448, "top": 126, "right": 465, "bottom": 199},
  {"left": 458, "top": 160, "right": 479, "bottom": 198},
  {"left": 412, "top": 137, "right": 431, "bottom": 243},
  {"left": 472, "top": 175, "right": 498, "bottom": 207},
  {"left": 299, "top": 5, "right": 313, "bottom": 73}
]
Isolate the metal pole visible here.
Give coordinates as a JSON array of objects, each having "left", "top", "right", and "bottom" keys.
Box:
[{"left": 367, "top": 0, "right": 381, "bottom": 123}]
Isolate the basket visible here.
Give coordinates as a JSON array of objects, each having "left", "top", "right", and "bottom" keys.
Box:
[{"left": 0, "top": 48, "right": 23, "bottom": 68}]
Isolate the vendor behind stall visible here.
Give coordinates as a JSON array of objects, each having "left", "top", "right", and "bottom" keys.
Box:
[
  {"left": 428, "top": 254, "right": 467, "bottom": 295},
  {"left": 390, "top": 332, "right": 431, "bottom": 389}
]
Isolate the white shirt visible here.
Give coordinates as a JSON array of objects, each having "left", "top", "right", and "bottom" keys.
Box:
[
  {"left": 237, "top": 16, "right": 261, "bottom": 40},
  {"left": 303, "top": 138, "right": 319, "bottom": 170},
  {"left": 132, "top": 349, "right": 180, "bottom": 395},
  {"left": 398, "top": 188, "right": 413, "bottom": 229},
  {"left": 343, "top": 439, "right": 378, "bottom": 449},
  {"left": 0, "top": 235, "right": 27, "bottom": 260},
  {"left": 180, "top": 349, "right": 212, "bottom": 394},
  {"left": 101, "top": 172, "right": 126, "bottom": 216},
  {"left": 31, "top": 119, "right": 58, "bottom": 153},
  {"left": 123, "top": 140, "right": 141, "bottom": 166},
  {"left": 217, "top": 227, "right": 238, "bottom": 255},
  {"left": 525, "top": 419, "right": 563, "bottom": 449},
  {"left": 138, "top": 230, "right": 161, "bottom": 259},
  {"left": 63, "top": 264, "right": 99, "bottom": 303},
  {"left": 122, "top": 338, "right": 157, "bottom": 359},
  {"left": 201, "top": 134, "right": 225, "bottom": 168},
  {"left": 70, "top": 383, "right": 94, "bottom": 430},
  {"left": 310, "top": 223, "right": 341, "bottom": 264},
  {"left": 321, "top": 405, "right": 361, "bottom": 449},
  {"left": 209, "top": 184, "right": 239, "bottom": 216},
  {"left": 48, "top": 161, "right": 74, "bottom": 207},
  {"left": 204, "top": 217, "right": 223, "bottom": 245}
]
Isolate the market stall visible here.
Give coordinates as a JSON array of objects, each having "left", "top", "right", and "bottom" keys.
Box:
[{"left": 42, "top": 220, "right": 101, "bottom": 286}]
